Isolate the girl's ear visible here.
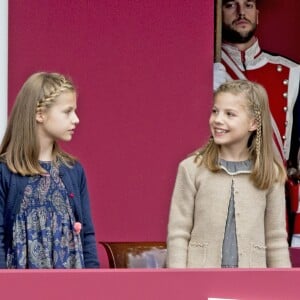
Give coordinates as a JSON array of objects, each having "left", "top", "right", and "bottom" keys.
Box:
[
  {"left": 249, "top": 118, "right": 257, "bottom": 132},
  {"left": 36, "top": 110, "right": 45, "bottom": 123}
]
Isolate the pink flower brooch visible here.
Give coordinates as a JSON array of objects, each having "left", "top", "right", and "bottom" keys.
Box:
[{"left": 74, "top": 222, "right": 82, "bottom": 234}]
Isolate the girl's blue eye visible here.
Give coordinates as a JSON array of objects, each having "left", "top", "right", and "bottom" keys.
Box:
[{"left": 227, "top": 112, "right": 235, "bottom": 117}]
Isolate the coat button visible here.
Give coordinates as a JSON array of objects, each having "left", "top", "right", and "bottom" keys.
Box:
[
  {"left": 283, "top": 79, "right": 289, "bottom": 85},
  {"left": 283, "top": 92, "right": 288, "bottom": 98},
  {"left": 283, "top": 106, "right": 288, "bottom": 112},
  {"left": 277, "top": 65, "right": 283, "bottom": 72}
]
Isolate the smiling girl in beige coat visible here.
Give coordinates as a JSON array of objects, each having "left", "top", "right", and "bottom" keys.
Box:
[{"left": 167, "top": 80, "right": 291, "bottom": 268}]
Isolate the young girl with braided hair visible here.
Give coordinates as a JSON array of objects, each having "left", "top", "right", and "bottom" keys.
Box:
[
  {"left": 0, "top": 72, "right": 99, "bottom": 268},
  {"left": 167, "top": 80, "right": 291, "bottom": 268}
]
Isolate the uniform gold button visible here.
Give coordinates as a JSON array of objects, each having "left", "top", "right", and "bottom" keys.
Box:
[
  {"left": 277, "top": 65, "right": 283, "bottom": 72},
  {"left": 283, "top": 92, "right": 288, "bottom": 98},
  {"left": 283, "top": 79, "right": 289, "bottom": 85},
  {"left": 283, "top": 106, "right": 288, "bottom": 112}
]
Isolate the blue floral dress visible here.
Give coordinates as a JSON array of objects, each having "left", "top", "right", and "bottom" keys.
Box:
[{"left": 6, "top": 162, "right": 84, "bottom": 269}]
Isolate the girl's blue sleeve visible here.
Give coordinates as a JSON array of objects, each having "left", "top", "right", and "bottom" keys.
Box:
[
  {"left": 78, "top": 164, "right": 100, "bottom": 268},
  {"left": 0, "top": 164, "right": 7, "bottom": 268}
]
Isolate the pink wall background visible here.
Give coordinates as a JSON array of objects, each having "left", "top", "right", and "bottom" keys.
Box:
[
  {"left": 8, "top": 1, "right": 300, "bottom": 268},
  {"left": 8, "top": 1, "right": 213, "bottom": 267}
]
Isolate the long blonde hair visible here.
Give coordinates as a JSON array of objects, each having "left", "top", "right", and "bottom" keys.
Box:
[
  {"left": 0, "top": 72, "right": 77, "bottom": 175},
  {"left": 196, "top": 80, "right": 286, "bottom": 190}
]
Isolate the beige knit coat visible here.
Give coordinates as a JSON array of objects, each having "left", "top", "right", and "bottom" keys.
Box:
[{"left": 167, "top": 156, "right": 291, "bottom": 268}]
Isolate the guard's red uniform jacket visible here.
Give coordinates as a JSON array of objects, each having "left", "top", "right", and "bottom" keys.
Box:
[{"left": 217, "top": 39, "right": 300, "bottom": 245}]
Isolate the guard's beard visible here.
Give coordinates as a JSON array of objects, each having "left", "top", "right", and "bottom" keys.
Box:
[{"left": 222, "top": 25, "right": 256, "bottom": 44}]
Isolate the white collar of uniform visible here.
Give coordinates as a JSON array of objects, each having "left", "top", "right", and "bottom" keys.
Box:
[{"left": 222, "top": 38, "right": 262, "bottom": 68}]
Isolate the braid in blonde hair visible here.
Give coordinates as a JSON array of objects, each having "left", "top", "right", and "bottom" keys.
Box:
[
  {"left": 36, "top": 74, "right": 74, "bottom": 112},
  {"left": 254, "top": 106, "right": 262, "bottom": 163}
]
